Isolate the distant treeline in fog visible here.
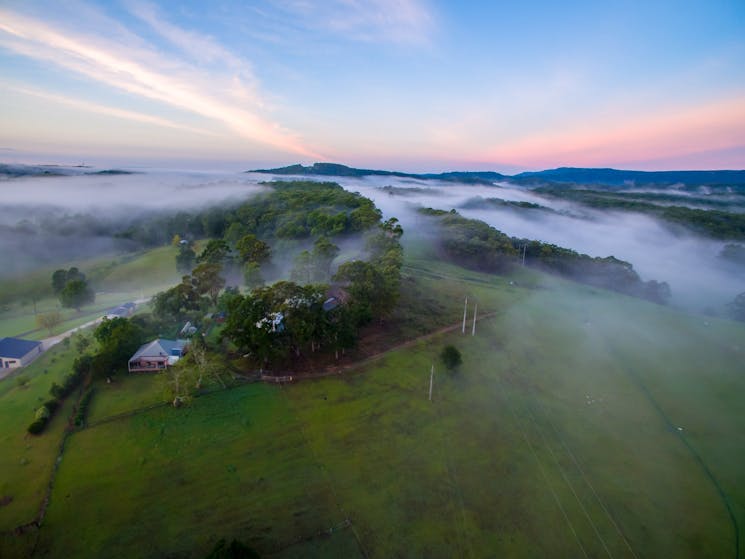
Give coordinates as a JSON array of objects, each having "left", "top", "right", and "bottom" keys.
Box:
[
  {"left": 536, "top": 188, "right": 745, "bottom": 240},
  {"left": 420, "top": 208, "right": 671, "bottom": 304}
]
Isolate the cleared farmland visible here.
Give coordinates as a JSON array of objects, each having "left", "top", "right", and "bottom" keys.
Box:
[{"left": 1, "top": 254, "right": 744, "bottom": 558}]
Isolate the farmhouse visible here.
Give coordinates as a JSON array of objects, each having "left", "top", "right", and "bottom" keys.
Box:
[
  {"left": 0, "top": 337, "right": 43, "bottom": 369},
  {"left": 128, "top": 338, "right": 188, "bottom": 372}
]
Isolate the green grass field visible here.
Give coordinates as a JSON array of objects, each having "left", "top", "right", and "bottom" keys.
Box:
[
  {"left": 0, "top": 342, "right": 80, "bottom": 531},
  {"left": 0, "top": 245, "right": 182, "bottom": 339},
  {"left": 1, "top": 247, "right": 744, "bottom": 558}
]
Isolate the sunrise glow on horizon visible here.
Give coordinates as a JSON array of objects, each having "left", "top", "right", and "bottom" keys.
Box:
[{"left": 1, "top": 0, "right": 744, "bottom": 172}]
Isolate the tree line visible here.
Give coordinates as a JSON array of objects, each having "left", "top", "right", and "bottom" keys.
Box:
[
  {"left": 536, "top": 188, "right": 745, "bottom": 241},
  {"left": 419, "top": 208, "right": 671, "bottom": 304}
]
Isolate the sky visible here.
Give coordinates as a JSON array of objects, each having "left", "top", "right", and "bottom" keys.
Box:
[{"left": 0, "top": 0, "right": 744, "bottom": 172}]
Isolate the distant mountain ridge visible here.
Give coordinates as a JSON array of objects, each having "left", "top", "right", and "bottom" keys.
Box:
[
  {"left": 250, "top": 162, "right": 506, "bottom": 184},
  {"left": 0, "top": 163, "right": 134, "bottom": 178},
  {"left": 251, "top": 162, "right": 745, "bottom": 188},
  {"left": 513, "top": 167, "right": 745, "bottom": 187}
]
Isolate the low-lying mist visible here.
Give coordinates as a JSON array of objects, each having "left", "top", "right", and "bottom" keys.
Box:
[
  {"left": 0, "top": 169, "right": 268, "bottom": 276},
  {"left": 1, "top": 166, "right": 742, "bottom": 314},
  {"left": 320, "top": 175, "right": 744, "bottom": 313}
]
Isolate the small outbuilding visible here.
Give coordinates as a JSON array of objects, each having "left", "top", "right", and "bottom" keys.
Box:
[
  {"left": 323, "top": 286, "right": 350, "bottom": 312},
  {"left": 128, "top": 339, "right": 188, "bottom": 373},
  {"left": 0, "top": 337, "right": 43, "bottom": 369},
  {"left": 103, "top": 301, "right": 136, "bottom": 320}
]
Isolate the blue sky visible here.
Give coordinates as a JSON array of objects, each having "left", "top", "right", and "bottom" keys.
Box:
[{"left": 0, "top": 0, "right": 743, "bottom": 171}]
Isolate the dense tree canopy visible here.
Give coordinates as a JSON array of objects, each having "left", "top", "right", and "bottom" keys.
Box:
[
  {"left": 197, "top": 239, "right": 230, "bottom": 265},
  {"left": 92, "top": 317, "right": 145, "bottom": 378},
  {"left": 152, "top": 275, "right": 208, "bottom": 322},
  {"left": 51, "top": 266, "right": 86, "bottom": 293},
  {"left": 176, "top": 244, "right": 196, "bottom": 273},
  {"left": 59, "top": 278, "right": 95, "bottom": 310},
  {"left": 191, "top": 262, "right": 226, "bottom": 305},
  {"left": 223, "top": 281, "right": 352, "bottom": 367},
  {"left": 236, "top": 234, "right": 271, "bottom": 264}
]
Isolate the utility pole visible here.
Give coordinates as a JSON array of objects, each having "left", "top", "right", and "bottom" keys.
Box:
[
  {"left": 462, "top": 296, "right": 468, "bottom": 334},
  {"left": 522, "top": 244, "right": 527, "bottom": 266},
  {"left": 472, "top": 304, "right": 478, "bottom": 336},
  {"left": 429, "top": 365, "right": 434, "bottom": 401}
]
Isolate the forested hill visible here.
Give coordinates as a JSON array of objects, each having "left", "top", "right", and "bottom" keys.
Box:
[
  {"left": 0, "top": 163, "right": 134, "bottom": 178},
  {"left": 250, "top": 162, "right": 745, "bottom": 189},
  {"left": 512, "top": 167, "right": 745, "bottom": 187},
  {"left": 249, "top": 163, "right": 506, "bottom": 184}
]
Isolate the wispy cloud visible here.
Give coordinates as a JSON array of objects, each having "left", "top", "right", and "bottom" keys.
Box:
[
  {"left": 2, "top": 84, "right": 219, "bottom": 136},
  {"left": 0, "top": 6, "right": 321, "bottom": 158},
  {"left": 125, "top": 1, "right": 250, "bottom": 70},
  {"left": 275, "top": 0, "right": 435, "bottom": 45}
]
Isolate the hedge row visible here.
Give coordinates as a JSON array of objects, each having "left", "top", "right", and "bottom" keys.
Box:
[
  {"left": 27, "top": 354, "right": 91, "bottom": 435},
  {"left": 74, "top": 389, "right": 95, "bottom": 428}
]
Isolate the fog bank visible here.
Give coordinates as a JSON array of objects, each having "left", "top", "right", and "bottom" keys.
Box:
[{"left": 1, "top": 167, "right": 742, "bottom": 312}]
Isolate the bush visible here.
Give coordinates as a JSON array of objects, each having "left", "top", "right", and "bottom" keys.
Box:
[
  {"left": 34, "top": 405, "right": 50, "bottom": 421},
  {"left": 49, "top": 359, "right": 88, "bottom": 400},
  {"left": 440, "top": 345, "right": 462, "bottom": 370},
  {"left": 43, "top": 399, "right": 59, "bottom": 414},
  {"left": 27, "top": 418, "right": 47, "bottom": 435}
]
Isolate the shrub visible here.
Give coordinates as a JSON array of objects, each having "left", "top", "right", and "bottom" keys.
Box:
[
  {"left": 28, "top": 400, "right": 62, "bottom": 435},
  {"left": 34, "top": 406, "right": 50, "bottom": 421},
  {"left": 440, "top": 345, "right": 462, "bottom": 371},
  {"left": 27, "top": 418, "right": 47, "bottom": 435},
  {"left": 43, "top": 399, "right": 59, "bottom": 414}
]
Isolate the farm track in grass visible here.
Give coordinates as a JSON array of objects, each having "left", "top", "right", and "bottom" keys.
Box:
[{"left": 277, "top": 311, "right": 500, "bottom": 383}]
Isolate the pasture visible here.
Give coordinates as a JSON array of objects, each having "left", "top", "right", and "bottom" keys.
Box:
[
  {"left": 1, "top": 255, "right": 743, "bottom": 557},
  {"left": 0, "top": 245, "right": 182, "bottom": 339}
]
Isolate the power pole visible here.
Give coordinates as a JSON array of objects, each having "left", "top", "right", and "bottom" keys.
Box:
[
  {"left": 429, "top": 365, "right": 434, "bottom": 401},
  {"left": 522, "top": 244, "right": 527, "bottom": 266},
  {"left": 462, "top": 297, "right": 468, "bottom": 334},
  {"left": 472, "top": 304, "right": 478, "bottom": 336}
]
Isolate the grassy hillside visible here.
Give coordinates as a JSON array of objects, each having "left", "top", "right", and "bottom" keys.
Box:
[
  {"left": 0, "top": 342, "right": 80, "bottom": 530},
  {"left": 1, "top": 251, "right": 744, "bottom": 557},
  {"left": 0, "top": 245, "right": 184, "bottom": 339}
]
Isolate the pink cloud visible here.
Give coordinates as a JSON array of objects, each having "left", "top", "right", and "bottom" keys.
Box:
[{"left": 480, "top": 96, "right": 745, "bottom": 169}]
